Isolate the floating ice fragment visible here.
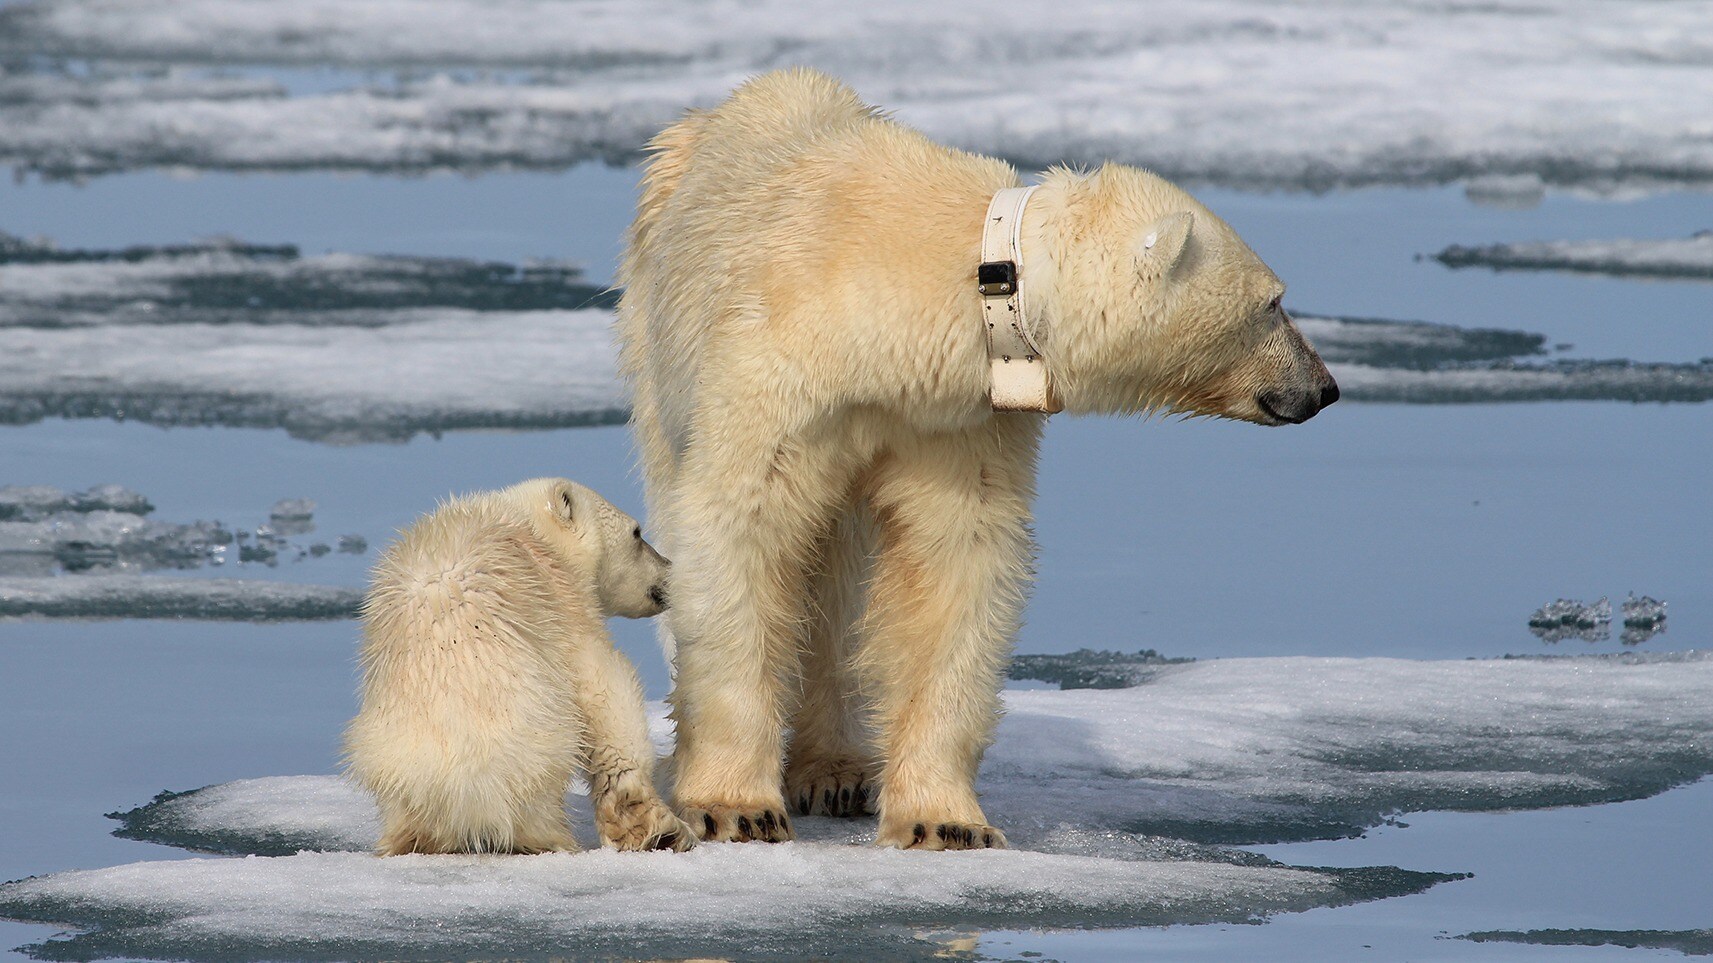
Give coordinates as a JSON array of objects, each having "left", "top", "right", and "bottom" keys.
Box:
[
  {"left": 1459, "top": 928, "right": 1713, "bottom": 955},
  {"left": 1008, "top": 648, "right": 1192, "bottom": 689},
  {"left": 336, "top": 535, "right": 367, "bottom": 554},
  {"left": 0, "top": 485, "right": 360, "bottom": 580},
  {"left": 0, "top": 233, "right": 615, "bottom": 328},
  {"left": 1528, "top": 597, "right": 1611, "bottom": 644},
  {"left": 0, "top": 484, "right": 153, "bottom": 521},
  {"left": 1462, "top": 174, "right": 1546, "bottom": 210},
  {"left": 1620, "top": 593, "right": 1668, "bottom": 646},
  {"left": 1436, "top": 233, "right": 1713, "bottom": 281},
  {"left": 0, "top": 576, "right": 362, "bottom": 621},
  {"left": 267, "top": 498, "right": 315, "bottom": 535}
]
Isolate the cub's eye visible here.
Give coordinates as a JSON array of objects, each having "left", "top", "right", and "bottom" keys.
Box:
[
  {"left": 632, "top": 525, "right": 642, "bottom": 540},
  {"left": 1268, "top": 295, "right": 1283, "bottom": 313}
]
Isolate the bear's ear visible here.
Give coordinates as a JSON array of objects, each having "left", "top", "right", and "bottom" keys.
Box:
[
  {"left": 1134, "top": 211, "right": 1193, "bottom": 281},
  {"left": 557, "top": 488, "right": 576, "bottom": 525}
]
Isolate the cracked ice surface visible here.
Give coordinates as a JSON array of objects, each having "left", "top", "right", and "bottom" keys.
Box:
[
  {"left": 3, "top": 654, "right": 1706, "bottom": 960},
  {"left": 2, "top": 0, "right": 1712, "bottom": 190},
  {"left": 1436, "top": 233, "right": 1713, "bottom": 280}
]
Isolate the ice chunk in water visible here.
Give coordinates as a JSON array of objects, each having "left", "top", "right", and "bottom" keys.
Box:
[
  {"left": 1528, "top": 597, "right": 1611, "bottom": 644},
  {"left": 0, "top": 485, "right": 360, "bottom": 588},
  {"left": 1620, "top": 593, "right": 1668, "bottom": 647},
  {"left": 1459, "top": 928, "right": 1713, "bottom": 955},
  {"left": 0, "top": 576, "right": 361, "bottom": 621},
  {"left": 0, "top": 484, "right": 153, "bottom": 521},
  {"left": 267, "top": 498, "right": 315, "bottom": 535},
  {"left": 1436, "top": 232, "right": 1713, "bottom": 280},
  {"left": 1008, "top": 648, "right": 1191, "bottom": 689}
]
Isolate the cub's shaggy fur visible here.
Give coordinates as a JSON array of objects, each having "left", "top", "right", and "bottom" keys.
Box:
[
  {"left": 345, "top": 478, "right": 694, "bottom": 855},
  {"left": 618, "top": 69, "right": 1336, "bottom": 849}
]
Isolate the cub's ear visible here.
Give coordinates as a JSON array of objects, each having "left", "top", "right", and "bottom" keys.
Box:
[
  {"left": 556, "top": 488, "right": 576, "bottom": 525},
  {"left": 1135, "top": 211, "right": 1193, "bottom": 281}
]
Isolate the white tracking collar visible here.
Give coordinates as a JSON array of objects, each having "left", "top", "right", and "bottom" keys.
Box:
[{"left": 979, "top": 186, "right": 1062, "bottom": 413}]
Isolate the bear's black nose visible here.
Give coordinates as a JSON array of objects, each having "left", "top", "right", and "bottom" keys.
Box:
[{"left": 1319, "top": 380, "right": 1340, "bottom": 409}]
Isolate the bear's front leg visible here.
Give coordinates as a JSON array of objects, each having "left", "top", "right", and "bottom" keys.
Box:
[
  {"left": 857, "top": 416, "right": 1042, "bottom": 850},
  {"left": 667, "top": 420, "right": 863, "bottom": 842}
]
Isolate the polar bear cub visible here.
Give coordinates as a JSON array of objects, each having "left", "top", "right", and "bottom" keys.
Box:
[{"left": 344, "top": 478, "right": 695, "bottom": 855}]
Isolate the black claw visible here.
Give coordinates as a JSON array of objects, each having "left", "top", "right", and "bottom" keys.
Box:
[
  {"left": 797, "top": 795, "right": 811, "bottom": 816},
  {"left": 737, "top": 815, "right": 752, "bottom": 839},
  {"left": 982, "top": 830, "right": 994, "bottom": 847},
  {"left": 823, "top": 788, "right": 835, "bottom": 813},
  {"left": 656, "top": 832, "right": 678, "bottom": 850},
  {"left": 912, "top": 823, "right": 927, "bottom": 845},
  {"left": 838, "top": 787, "right": 851, "bottom": 813},
  {"left": 702, "top": 813, "right": 716, "bottom": 838}
]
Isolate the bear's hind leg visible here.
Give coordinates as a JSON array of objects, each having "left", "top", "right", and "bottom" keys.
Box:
[
  {"left": 668, "top": 414, "right": 869, "bottom": 843},
  {"left": 786, "top": 504, "right": 878, "bottom": 818}
]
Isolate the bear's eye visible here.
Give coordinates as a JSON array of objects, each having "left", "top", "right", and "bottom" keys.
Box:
[{"left": 1268, "top": 295, "right": 1283, "bottom": 314}]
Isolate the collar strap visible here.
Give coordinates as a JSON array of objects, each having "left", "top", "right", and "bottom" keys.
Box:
[{"left": 979, "top": 186, "right": 1062, "bottom": 413}]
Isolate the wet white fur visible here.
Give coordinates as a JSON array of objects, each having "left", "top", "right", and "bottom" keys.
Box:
[
  {"left": 344, "top": 478, "right": 693, "bottom": 855},
  {"left": 618, "top": 69, "right": 1330, "bottom": 848}
]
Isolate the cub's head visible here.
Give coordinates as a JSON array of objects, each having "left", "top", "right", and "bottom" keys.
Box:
[
  {"left": 504, "top": 478, "right": 671, "bottom": 619},
  {"left": 1038, "top": 165, "right": 1337, "bottom": 425}
]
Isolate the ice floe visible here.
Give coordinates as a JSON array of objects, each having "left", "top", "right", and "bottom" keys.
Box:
[
  {"left": 0, "top": 483, "right": 152, "bottom": 521},
  {"left": 1529, "top": 597, "right": 1612, "bottom": 644},
  {"left": 0, "top": 308, "right": 626, "bottom": 441},
  {"left": 2, "top": 1, "right": 1711, "bottom": 190},
  {"left": 2, "top": 236, "right": 1705, "bottom": 441},
  {"left": 0, "top": 575, "right": 360, "bottom": 621},
  {"left": 0, "top": 236, "right": 1706, "bottom": 443},
  {"left": 1436, "top": 232, "right": 1713, "bottom": 280},
  {"left": 1458, "top": 928, "right": 1713, "bottom": 955},
  {"left": 4, "top": 652, "right": 1707, "bottom": 960},
  {"left": 0, "top": 232, "right": 615, "bottom": 327}
]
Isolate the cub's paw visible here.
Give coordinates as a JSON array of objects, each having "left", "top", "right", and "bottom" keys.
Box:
[
  {"left": 878, "top": 819, "right": 1007, "bottom": 851},
  {"left": 596, "top": 792, "right": 698, "bottom": 853},
  {"left": 680, "top": 802, "right": 795, "bottom": 843},
  {"left": 784, "top": 755, "right": 875, "bottom": 817}
]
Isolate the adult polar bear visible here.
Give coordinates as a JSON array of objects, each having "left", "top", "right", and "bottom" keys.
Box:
[{"left": 618, "top": 69, "right": 1336, "bottom": 849}]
